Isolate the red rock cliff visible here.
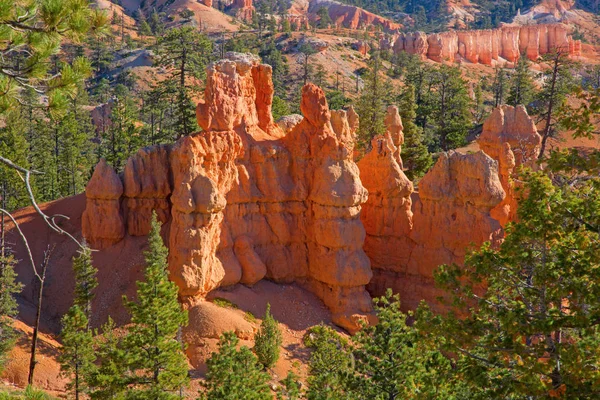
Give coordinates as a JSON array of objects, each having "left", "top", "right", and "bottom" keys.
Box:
[{"left": 393, "top": 23, "right": 581, "bottom": 65}]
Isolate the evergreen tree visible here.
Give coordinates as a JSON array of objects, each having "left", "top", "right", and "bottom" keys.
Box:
[
  {"left": 259, "top": 41, "right": 290, "bottom": 96},
  {"left": 272, "top": 96, "right": 291, "bottom": 121},
  {"left": 0, "top": 109, "right": 30, "bottom": 210},
  {"left": 99, "top": 84, "right": 142, "bottom": 172},
  {"left": 316, "top": 7, "right": 332, "bottom": 28},
  {"left": 356, "top": 54, "right": 393, "bottom": 151},
  {"left": 508, "top": 56, "right": 535, "bottom": 108},
  {"left": 200, "top": 331, "right": 271, "bottom": 400},
  {"left": 0, "top": 0, "right": 107, "bottom": 114},
  {"left": 88, "top": 317, "right": 128, "bottom": 399},
  {"left": 351, "top": 290, "right": 455, "bottom": 399},
  {"left": 277, "top": 370, "right": 302, "bottom": 400},
  {"left": 72, "top": 245, "right": 97, "bottom": 323},
  {"left": 254, "top": 303, "right": 282, "bottom": 369},
  {"left": 492, "top": 66, "right": 508, "bottom": 107},
  {"left": 304, "top": 324, "right": 354, "bottom": 400},
  {"left": 297, "top": 42, "right": 317, "bottom": 86},
  {"left": 432, "top": 64, "right": 472, "bottom": 151},
  {"left": 121, "top": 212, "right": 189, "bottom": 398},
  {"left": 0, "top": 254, "right": 22, "bottom": 373},
  {"left": 59, "top": 306, "right": 96, "bottom": 400},
  {"left": 157, "top": 27, "right": 213, "bottom": 136},
  {"left": 398, "top": 85, "right": 433, "bottom": 180},
  {"left": 432, "top": 166, "right": 600, "bottom": 398},
  {"left": 535, "top": 51, "right": 577, "bottom": 159}
]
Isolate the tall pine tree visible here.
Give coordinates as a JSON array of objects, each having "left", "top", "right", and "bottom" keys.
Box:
[
  {"left": 508, "top": 56, "right": 535, "bottom": 108},
  {"left": 0, "top": 254, "right": 22, "bottom": 373},
  {"left": 398, "top": 85, "right": 432, "bottom": 180},
  {"left": 59, "top": 306, "right": 96, "bottom": 400},
  {"left": 121, "top": 212, "right": 189, "bottom": 398},
  {"left": 72, "top": 244, "right": 97, "bottom": 324}
]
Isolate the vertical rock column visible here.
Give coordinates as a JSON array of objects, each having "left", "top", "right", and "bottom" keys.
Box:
[
  {"left": 358, "top": 129, "right": 414, "bottom": 281},
  {"left": 122, "top": 145, "right": 172, "bottom": 236},
  {"left": 287, "top": 84, "right": 374, "bottom": 333},
  {"left": 82, "top": 159, "right": 125, "bottom": 249},
  {"left": 168, "top": 57, "right": 247, "bottom": 297},
  {"left": 478, "top": 105, "right": 542, "bottom": 226}
]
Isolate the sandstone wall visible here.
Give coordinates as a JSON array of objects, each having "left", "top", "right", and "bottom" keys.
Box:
[{"left": 392, "top": 23, "right": 581, "bottom": 65}]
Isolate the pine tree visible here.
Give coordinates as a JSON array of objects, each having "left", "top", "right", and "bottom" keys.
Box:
[
  {"left": 0, "top": 109, "right": 30, "bottom": 210},
  {"left": 492, "top": 66, "right": 508, "bottom": 107},
  {"left": 72, "top": 244, "right": 97, "bottom": 324},
  {"left": 398, "top": 85, "right": 432, "bottom": 180},
  {"left": 535, "top": 51, "right": 576, "bottom": 159},
  {"left": 254, "top": 303, "right": 282, "bottom": 369},
  {"left": 304, "top": 324, "right": 354, "bottom": 400},
  {"left": 0, "top": 254, "right": 22, "bottom": 373},
  {"left": 508, "top": 56, "right": 535, "bottom": 108},
  {"left": 121, "top": 212, "right": 189, "bottom": 398},
  {"left": 59, "top": 306, "right": 96, "bottom": 400},
  {"left": 351, "top": 290, "right": 455, "bottom": 399},
  {"left": 200, "top": 331, "right": 271, "bottom": 400},
  {"left": 277, "top": 370, "right": 302, "bottom": 400},
  {"left": 88, "top": 317, "right": 128, "bottom": 399},
  {"left": 0, "top": 0, "right": 107, "bottom": 114},
  {"left": 431, "top": 64, "right": 472, "bottom": 151},
  {"left": 157, "top": 27, "right": 213, "bottom": 137},
  {"left": 432, "top": 167, "right": 600, "bottom": 398},
  {"left": 356, "top": 54, "right": 393, "bottom": 151},
  {"left": 99, "top": 84, "right": 142, "bottom": 172}
]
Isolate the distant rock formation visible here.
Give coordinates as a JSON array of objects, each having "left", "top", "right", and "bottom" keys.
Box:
[
  {"left": 308, "top": 0, "right": 402, "bottom": 32},
  {"left": 391, "top": 23, "right": 581, "bottom": 65},
  {"left": 231, "top": 0, "right": 254, "bottom": 21}
]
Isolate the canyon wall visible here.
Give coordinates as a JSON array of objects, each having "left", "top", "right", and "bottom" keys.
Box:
[{"left": 390, "top": 23, "right": 581, "bottom": 65}]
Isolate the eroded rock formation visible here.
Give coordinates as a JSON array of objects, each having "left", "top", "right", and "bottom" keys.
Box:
[
  {"left": 357, "top": 104, "right": 542, "bottom": 310},
  {"left": 82, "top": 159, "right": 125, "bottom": 249},
  {"left": 392, "top": 23, "right": 581, "bottom": 65},
  {"left": 478, "top": 105, "right": 542, "bottom": 225},
  {"left": 231, "top": 0, "right": 254, "bottom": 21},
  {"left": 362, "top": 148, "right": 506, "bottom": 310},
  {"left": 83, "top": 53, "right": 373, "bottom": 332},
  {"left": 83, "top": 54, "right": 542, "bottom": 331}
]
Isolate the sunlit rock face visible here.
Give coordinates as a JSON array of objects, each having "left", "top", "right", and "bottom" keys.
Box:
[{"left": 392, "top": 23, "right": 581, "bottom": 65}]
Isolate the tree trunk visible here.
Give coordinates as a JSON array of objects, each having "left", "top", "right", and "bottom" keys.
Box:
[
  {"left": 538, "top": 55, "right": 560, "bottom": 160},
  {"left": 28, "top": 248, "right": 51, "bottom": 385}
]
